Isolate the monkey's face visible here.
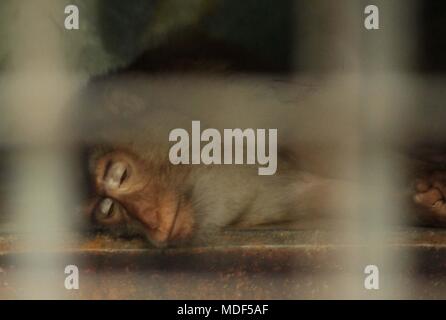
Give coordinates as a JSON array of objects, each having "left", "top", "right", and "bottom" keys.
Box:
[{"left": 86, "top": 150, "right": 195, "bottom": 247}]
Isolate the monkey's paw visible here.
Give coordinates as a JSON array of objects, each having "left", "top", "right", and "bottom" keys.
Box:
[{"left": 414, "top": 172, "right": 446, "bottom": 223}]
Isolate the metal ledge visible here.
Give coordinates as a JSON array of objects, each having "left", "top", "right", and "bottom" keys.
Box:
[{"left": 1, "top": 228, "right": 446, "bottom": 299}]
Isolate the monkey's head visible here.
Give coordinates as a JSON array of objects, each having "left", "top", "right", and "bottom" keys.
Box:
[
  {"left": 75, "top": 74, "right": 201, "bottom": 247},
  {"left": 84, "top": 148, "right": 195, "bottom": 247}
]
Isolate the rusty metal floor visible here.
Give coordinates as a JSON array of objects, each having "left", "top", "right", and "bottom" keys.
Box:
[{"left": 1, "top": 227, "right": 446, "bottom": 299}]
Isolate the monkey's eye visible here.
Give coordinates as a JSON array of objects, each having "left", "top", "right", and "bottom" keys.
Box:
[
  {"left": 104, "top": 160, "right": 129, "bottom": 189},
  {"left": 94, "top": 198, "right": 124, "bottom": 225}
]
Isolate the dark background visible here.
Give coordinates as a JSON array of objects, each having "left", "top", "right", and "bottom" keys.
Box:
[{"left": 91, "top": 0, "right": 446, "bottom": 75}]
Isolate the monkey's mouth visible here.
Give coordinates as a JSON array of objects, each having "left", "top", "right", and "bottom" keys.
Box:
[{"left": 139, "top": 195, "right": 194, "bottom": 247}]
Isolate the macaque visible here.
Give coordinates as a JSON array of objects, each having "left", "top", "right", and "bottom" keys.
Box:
[{"left": 77, "top": 72, "right": 446, "bottom": 247}]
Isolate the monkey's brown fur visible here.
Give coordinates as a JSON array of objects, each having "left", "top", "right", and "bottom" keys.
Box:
[{"left": 77, "top": 73, "right": 446, "bottom": 247}]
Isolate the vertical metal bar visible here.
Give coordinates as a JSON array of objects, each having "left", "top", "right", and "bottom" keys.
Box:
[
  {"left": 296, "top": 0, "right": 415, "bottom": 298},
  {"left": 296, "top": 0, "right": 362, "bottom": 298},
  {"left": 3, "top": 0, "right": 81, "bottom": 299},
  {"left": 343, "top": 0, "right": 416, "bottom": 299}
]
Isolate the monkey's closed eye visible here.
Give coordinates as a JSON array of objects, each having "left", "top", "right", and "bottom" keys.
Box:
[
  {"left": 104, "top": 160, "right": 130, "bottom": 189},
  {"left": 94, "top": 198, "right": 125, "bottom": 225}
]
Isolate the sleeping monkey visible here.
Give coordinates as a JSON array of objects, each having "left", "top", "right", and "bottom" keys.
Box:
[{"left": 77, "top": 72, "right": 446, "bottom": 247}]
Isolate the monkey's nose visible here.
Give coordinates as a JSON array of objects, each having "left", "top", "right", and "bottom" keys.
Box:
[{"left": 104, "top": 161, "right": 129, "bottom": 189}]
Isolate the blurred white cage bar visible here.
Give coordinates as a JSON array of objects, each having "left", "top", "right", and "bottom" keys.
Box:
[
  {"left": 341, "top": 0, "right": 415, "bottom": 299},
  {"left": 2, "top": 0, "right": 82, "bottom": 299},
  {"left": 296, "top": 0, "right": 415, "bottom": 298},
  {"left": 0, "top": 0, "right": 441, "bottom": 299}
]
